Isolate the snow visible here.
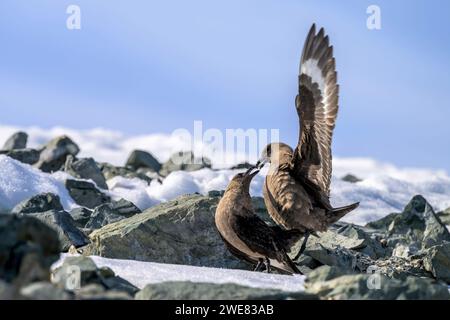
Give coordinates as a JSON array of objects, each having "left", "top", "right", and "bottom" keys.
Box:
[
  {"left": 52, "top": 254, "right": 305, "bottom": 292},
  {"left": 1, "top": 124, "right": 450, "bottom": 225}
]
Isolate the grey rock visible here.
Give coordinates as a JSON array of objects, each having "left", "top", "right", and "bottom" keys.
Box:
[
  {"left": 126, "top": 150, "right": 161, "bottom": 172},
  {"left": 20, "top": 282, "right": 71, "bottom": 300},
  {"left": 135, "top": 282, "right": 317, "bottom": 300},
  {"left": 437, "top": 207, "right": 450, "bottom": 225},
  {"left": 305, "top": 274, "right": 449, "bottom": 300},
  {"left": 207, "top": 190, "right": 224, "bottom": 197},
  {"left": 53, "top": 256, "right": 138, "bottom": 296},
  {"left": 0, "top": 148, "right": 40, "bottom": 165},
  {"left": 85, "top": 199, "right": 141, "bottom": 229},
  {"left": 2, "top": 131, "right": 28, "bottom": 150},
  {"left": 65, "top": 179, "right": 110, "bottom": 209},
  {"left": 230, "top": 163, "right": 253, "bottom": 170},
  {"left": 70, "top": 207, "right": 93, "bottom": 229},
  {"left": 35, "top": 135, "right": 80, "bottom": 173},
  {"left": 305, "top": 265, "right": 349, "bottom": 283},
  {"left": 159, "top": 151, "right": 211, "bottom": 177},
  {"left": 0, "top": 214, "right": 60, "bottom": 285},
  {"left": 65, "top": 155, "right": 108, "bottom": 190},
  {"left": 26, "top": 210, "right": 90, "bottom": 251},
  {"left": 423, "top": 243, "right": 450, "bottom": 283},
  {"left": 99, "top": 162, "right": 153, "bottom": 184},
  {"left": 341, "top": 174, "right": 362, "bottom": 183},
  {"left": 11, "top": 193, "right": 64, "bottom": 214},
  {"left": 75, "top": 284, "right": 133, "bottom": 300},
  {"left": 85, "top": 194, "right": 246, "bottom": 269}
]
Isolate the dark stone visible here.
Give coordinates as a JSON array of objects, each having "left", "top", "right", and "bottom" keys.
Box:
[
  {"left": 64, "top": 156, "right": 108, "bottom": 190},
  {"left": 65, "top": 179, "right": 110, "bottom": 209},
  {"left": 126, "top": 150, "right": 161, "bottom": 172},
  {"left": 341, "top": 174, "right": 362, "bottom": 183},
  {"left": 85, "top": 199, "right": 141, "bottom": 229},
  {"left": 99, "top": 162, "right": 153, "bottom": 184},
  {"left": 230, "top": 163, "right": 253, "bottom": 170},
  {"left": 0, "top": 149, "right": 40, "bottom": 165},
  {"left": 35, "top": 136, "right": 80, "bottom": 173},
  {"left": 0, "top": 214, "right": 60, "bottom": 284},
  {"left": 26, "top": 210, "right": 90, "bottom": 251},
  {"left": 70, "top": 207, "right": 93, "bottom": 229},
  {"left": 2, "top": 131, "right": 28, "bottom": 150},
  {"left": 11, "top": 193, "right": 64, "bottom": 214}
]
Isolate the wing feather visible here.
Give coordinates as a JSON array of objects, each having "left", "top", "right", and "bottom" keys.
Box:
[{"left": 293, "top": 24, "right": 339, "bottom": 196}]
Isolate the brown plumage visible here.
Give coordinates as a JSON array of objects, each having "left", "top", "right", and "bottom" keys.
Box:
[
  {"left": 215, "top": 167, "right": 302, "bottom": 275},
  {"left": 258, "top": 24, "right": 359, "bottom": 241}
]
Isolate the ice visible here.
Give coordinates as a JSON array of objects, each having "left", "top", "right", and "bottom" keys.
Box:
[{"left": 53, "top": 254, "right": 306, "bottom": 292}]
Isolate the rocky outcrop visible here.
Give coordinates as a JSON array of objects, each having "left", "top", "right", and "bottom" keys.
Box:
[
  {"left": 85, "top": 194, "right": 245, "bottom": 269},
  {"left": 64, "top": 155, "right": 108, "bottom": 190},
  {"left": 35, "top": 136, "right": 80, "bottom": 173}
]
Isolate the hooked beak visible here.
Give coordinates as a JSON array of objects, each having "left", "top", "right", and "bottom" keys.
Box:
[
  {"left": 256, "top": 157, "right": 268, "bottom": 169},
  {"left": 244, "top": 165, "right": 260, "bottom": 178}
]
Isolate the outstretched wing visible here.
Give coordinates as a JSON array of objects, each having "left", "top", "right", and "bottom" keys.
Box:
[{"left": 292, "top": 24, "right": 339, "bottom": 196}]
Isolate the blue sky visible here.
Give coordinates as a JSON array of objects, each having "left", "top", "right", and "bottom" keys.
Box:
[{"left": 1, "top": 0, "right": 449, "bottom": 171}]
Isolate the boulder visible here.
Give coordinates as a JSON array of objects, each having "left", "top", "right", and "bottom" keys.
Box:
[
  {"left": 159, "top": 151, "right": 211, "bottom": 177},
  {"left": 305, "top": 274, "right": 449, "bottom": 300},
  {"left": 26, "top": 210, "right": 90, "bottom": 251},
  {"left": 437, "top": 207, "right": 450, "bottom": 225},
  {"left": 20, "top": 282, "right": 71, "bottom": 300},
  {"left": 11, "top": 193, "right": 64, "bottom": 214},
  {"left": 135, "top": 281, "right": 317, "bottom": 300},
  {"left": 52, "top": 256, "right": 138, "bottom": 297},
  {"left": 0, "top": 149, "right": 40, "bottom": 165},
  {"left": 2, "top": 131, "right": 28, "bottom": 150},
  {"left": 99, "top": 162, "right": 153, "bottom": 184},
  {"left": 0, "top": 214, "right": 60, "bottom": 285},
  {"left": 126, "top": 150, "right": 161, "bottom": 172},
  {"left": 65, "top": 179, "right": 110, "bottom": 209},
  {"left": 64, "top": 155, "right": 108, "bottom": 190},
  {"left": 85, "top": 199, "right": 141, "bottom": 229},
  {"left": 423, "top": 243, "right": 450, "bottom": 283},
  {"left": 35, "top": 136, "right": 80, "bottom": 173},
  {"left": 70, "top": 207, "right": 93, "bottom": 229},
  {"left": 85, "top": 194, "right": 246, "bottom": 269}
]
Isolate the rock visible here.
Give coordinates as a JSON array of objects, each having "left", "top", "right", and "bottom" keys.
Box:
[
  {"left": 0, "top": 214, "right": 60, "bottom": 285},
  {"left": 64, "top": 156, "right": 108, "bottom": 190},
  {"left": 341, "top": 174, "right": 362, "bottom": 183},
  {"left": 11, "top": 193, "right": 64, "bottom": 214},
  {"left": 135, "top": 282, "right": 317, "bottom": 300},
  {"left": 35, "top": 136, "right": 80, "bottom": 173},
  {"left": 52, "top": 256, "right": 138, "bottom": 297},
  {"left": 305, "top": 274, "right": 449, "bottom": 300},
  {"left": 305, "top": 265, "right": 349, "bottom": 283},
  {"left": 26, "top": 210, "right": 90, "bottom": 251},
  {"left": 159, "top": 151, "right": 211, "bottom": 176},
  {"left": 423, "top": 243, "right": 450, "bottom": 283},
  {"left": 85, "top": 199, "right": 141, "bottom": 229},
  {"left": 99, "top": 162, "right": 153, "bottom": 184},
  {"left": 75, "top": 284, "right": 133, "bottom": 300},
  {"left": 387, "top": 195, "right": 450, "bottom": 250},
  {"left": 65, "top": 179, "right": 110, "bottom": 209},
  {"left": 126, "top": 150, "right": 161, "bottom": 172},
  {"left": 207, "top": 190, "right": 224, "bottom": 197},
  {"left": 70, "top": 207, "right": 93, "bottom": 229},
  {"left": 85, "top": 194, "right": 246, "bottom": 269},
  {"left": 437, "top": 207, "right": 450, "bottom": 225},
  {"left": 0, "top": 149, "right": 40, "bottom": 165},
  {"left": 2, "top": 131, "right": 28, "bottom": 150},
  {"left": 20, "top": 282, "right": 71, "bottom": 300}
]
